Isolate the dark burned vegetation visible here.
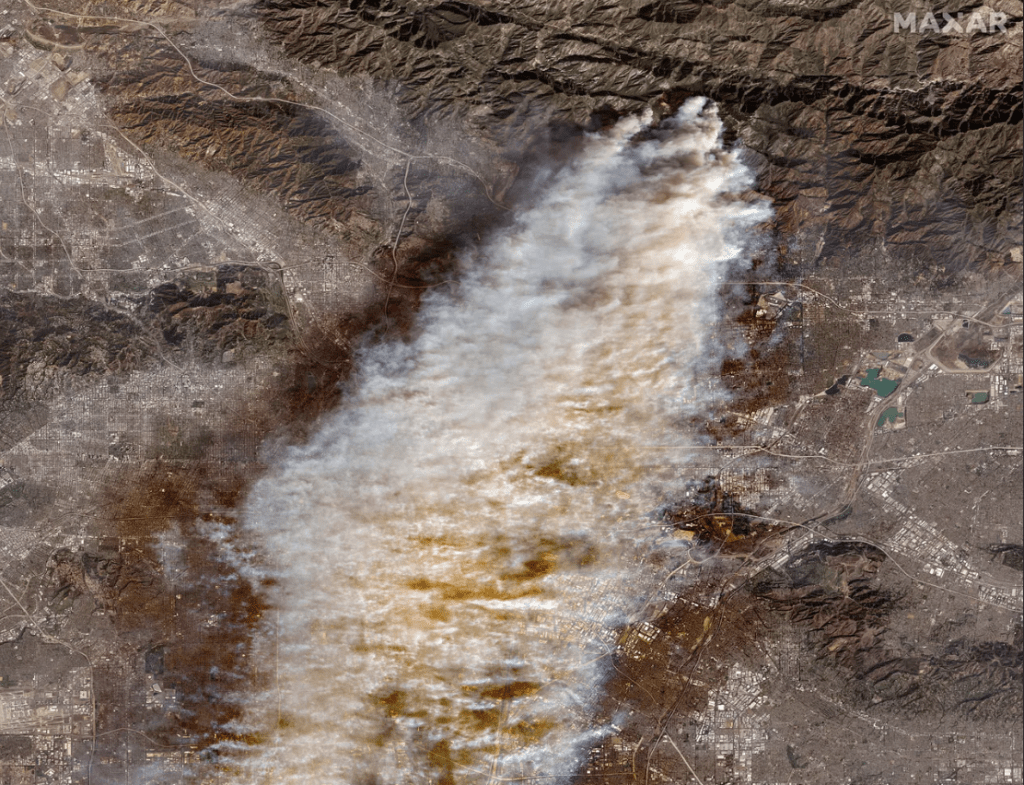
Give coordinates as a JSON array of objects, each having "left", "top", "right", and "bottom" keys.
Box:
[
  {"left": 60, "top": 461, "right": 270, "bottom": 749},
  {"left": 715, "top": 285, "right": 801, "bottom": 418},
  {"left": 78, "top": 171, "right": 499, "bottom": 759},
  {"left": 577, "top": 481, "right": 783, "bottom": 781},
  {"left": 657, "top": 475, "right": 781, "bottom": 556},
  {"left": 579, "top": 471, "right": 1023, "bottom": 783},
  {"left": 4, "top": 0, "right": 1019, "bottom": 779}
]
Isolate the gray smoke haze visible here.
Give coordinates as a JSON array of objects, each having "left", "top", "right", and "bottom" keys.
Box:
[{"left": 212, "top": 98, "right": 770, "bottom": 784}]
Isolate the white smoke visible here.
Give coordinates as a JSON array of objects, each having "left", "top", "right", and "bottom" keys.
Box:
[{"left": 217, "top": 98, "right": 770, "bottom": 784}]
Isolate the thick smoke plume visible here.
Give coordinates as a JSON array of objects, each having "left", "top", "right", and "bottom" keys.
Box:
[{"left": 216, "top": 98, "right": 770, "bottom": 784}]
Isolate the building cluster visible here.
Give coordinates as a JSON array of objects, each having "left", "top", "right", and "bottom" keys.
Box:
[
  {"left": 0, "top": 666, "right": 91, "bottom": 783},
  {"left": 877, "top": 488, "right": 1022, "bottom": 613}
]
